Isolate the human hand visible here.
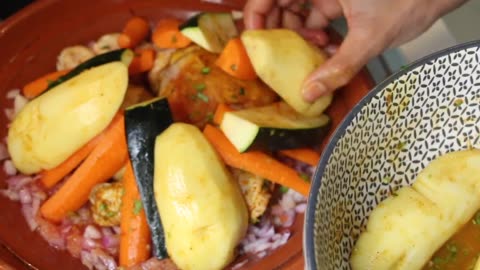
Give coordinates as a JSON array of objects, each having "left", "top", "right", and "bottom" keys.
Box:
[{"left": 244, "top": 0, "right": 467, "bottom": 102}]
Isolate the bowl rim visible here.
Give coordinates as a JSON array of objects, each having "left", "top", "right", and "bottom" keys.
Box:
[{"left": 303, "top": 39, "right": 480, "bottom": 270}]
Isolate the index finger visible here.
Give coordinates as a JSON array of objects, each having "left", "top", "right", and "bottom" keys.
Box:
[{"left": 243, "top": 0, "right": 276, "bottom": 29}]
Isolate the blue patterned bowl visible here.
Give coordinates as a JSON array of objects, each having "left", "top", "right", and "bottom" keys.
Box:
[{"left": 304, "top": 41, "right": 480, "bottom": 270}]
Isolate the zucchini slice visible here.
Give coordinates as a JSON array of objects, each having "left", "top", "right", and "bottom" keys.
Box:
[
  {"left": 125, "top": 97, "right": 174, "bottom": 259},
  {"left": 46, "top": 49, "right": 134, "bottom": 91},
  {"left": 220, "top": 102, "right": 330, "bottom": 152},
  {"left": 179, "top": 12, "right": 238, "bottom": 53}
]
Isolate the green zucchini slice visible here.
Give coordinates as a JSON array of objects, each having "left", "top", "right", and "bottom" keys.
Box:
[
  {"left": 125, "top": 97, "right": 173, "bottom": 259},
  {"left": 179, "top": 12, "right": 238, "bottom": 53},
  {"left": 46, "top": 49, "right": 134, "bottom": 91},
  {"left": 220, "top": 102, "right": 331, "bottom": 152}
]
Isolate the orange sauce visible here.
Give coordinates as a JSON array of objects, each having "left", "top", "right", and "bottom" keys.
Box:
[{"left": 423, "top": 212, "right": 480, "bottom": 270}]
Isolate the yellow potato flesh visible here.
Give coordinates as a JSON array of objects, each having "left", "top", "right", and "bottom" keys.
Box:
[
  {"left": 153, "top": 123, "right": 248, "bottom": 270},
  {"left": 351, "top": 149, "right": 480, "bottom": 270},
  {"left": 241, "top": 29, "right": 332, "bottom": 117},
  {"left": 7, "top": 62, "right": 128, "bottom": 174}
]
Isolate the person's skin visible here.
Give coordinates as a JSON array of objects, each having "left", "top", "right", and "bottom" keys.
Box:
[{"left": 243, "top": 0, "right": 468, "bottom": 102}]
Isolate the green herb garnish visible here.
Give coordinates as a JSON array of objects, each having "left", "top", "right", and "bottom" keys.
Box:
[
  {"left": 197, "top": 92, "right": 209, "bottom": 102},
  {"left": 230, "top": 64, "right": 237, "bottom": 71},
  {"left": 195, "top": 83, "right": 206, "bottom": 91},
  {"left": 299, "top": 173, "right": 310, "bottom": 182},
  {"left": 205, "top": 112, "right": 214, "bottom": 122},
  {"left": 201, "top": 67, "right": 211, "bottom": 75},
  {"left": 133, "top": 199, "right": 143, "bottom": 215},
  {"left": 396, "top": 141, "right": 406, "bottom": 150},
  {"left": 239, "top": 87, "right": 245, "bottom": 96},
  {"left": 280, "top": 186, "right": 289, "bottom": 194},
  {"left": 382, "top": 176, "right": 392, "bottom": 184},
  {"left": 454, "top": 98, "right": 464, "bottom": 107}
]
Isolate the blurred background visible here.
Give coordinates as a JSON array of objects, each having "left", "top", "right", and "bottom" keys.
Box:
[{"left": 1, "top": 0, "right": 479, "bottom": 84}]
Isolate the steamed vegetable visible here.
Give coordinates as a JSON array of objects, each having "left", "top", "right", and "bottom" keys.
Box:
[
  {"left": 154, "top": 123, "right": 248, "bottom": 270},
  {"left": 215, "top": 38, "right": 257, "bottom": 80},
  {"left": 203, "top": 125, "right": 310, "bottom": 196},
  {"left": 128, "top": 48, "right": 156, "bottom": 75},
  {"left": 279, "top": 148, "right": 321, "bottom": 167},
  {"left": 40, "top": 113, "right": 128, "bottom": 222},
  {"left": 8, "top": 62, "right": 128, "bottom": 174},
  {"left": 22, "top": 69, "right": 71, "bottom": 98},
  {"left": 119, "top": 161, "right": 151, "bottom": 267},
  {"left": 125, "top": 97, "right": 173, "bottom": 259},
  {"left": 220, "top": 102, "right": 330, "bottom": 152},
  {"left": 179, "top": 12, "right": 238, "bottom": 53},
  {"left": 118, "top": 16, "right": 151, "bottom": 49},
  {"left": 351, "top": 149, "right": 480, "bottom": 270},
  {"left": 241, "top": 29, "right": 332, "bottom": 116},
  {"left": 152, "top": 18, "right": 192, "bottom": 49},
  {"left": 47, "top": 49, "right": 133, "bottom": 91}
]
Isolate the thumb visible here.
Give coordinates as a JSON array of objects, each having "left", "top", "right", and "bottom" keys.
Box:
[{"left": 302, "top": 29, "right": 379, "bottom": 102}]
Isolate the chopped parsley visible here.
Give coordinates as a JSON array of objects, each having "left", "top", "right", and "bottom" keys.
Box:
[
  {"left": 280, "top": 186, "right": 289, "bottom": 194},
  {"left": 382, "top": 176, "right": 392, "bottom": 184},
  {"left": 230, "top": 64, "right": 237, "bottom": 71},
  {"left": 101, "top": 45, "right": 111, "bottom": 50},
  {"left": 454, "top": 98, "right": 464, "bottom": 107},
  {"left": 205, "top": 112, "right": 214, "bottom": 122},
  {"left": 239, "top": 87, "right": 245, "bottom": 96},
  {"left": 473, "top": 211, "right": 480, "bottom": 225},
  {"left": 299, "top": 173, "right": 310, "bottom": 182},
  {"left": 133, "top": 199, "right": 143, "bottom": 215},
  {"left": 197, "top": 92, "right": 209, "bottom": 102},
  {"left": 396, "top": 141, "right": 406, "bottom": 150},
  {"left": 195, "top": 83, "right": 206, "bottom": 91},
  {"left": 171, "top": 35, "right": 178, "bottom": 44},
  {"left": 201, "top": 67, "right": 211, "bottom": 75}
]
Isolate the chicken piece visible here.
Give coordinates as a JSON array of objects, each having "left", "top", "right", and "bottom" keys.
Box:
[
  {"left": 232, "top": 168, "right": 273, "bottom": 222},
  {"left": 149, "top": 45, "right": 278, "bottom": 127},
  {"left": 56, "top": 45, "right": 95, "bottom": 70},
  {"left": 120, "top": 84, "right": 154, "bottom": 109},
  {"left": 89, "top": 182, "right": 124, "bottom": 227},
  {"left": 92, "top": 33, "right": 121, "bottom": 54}
]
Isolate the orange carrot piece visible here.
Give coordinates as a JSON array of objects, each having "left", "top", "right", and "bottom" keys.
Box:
[
  {"left": 40, "top": 114, "right": 128, "bottom": 222},
  {"left": 129, "top": 48, "right": 156, "bottom": 75},
  {"left": 40, "top": 134, "right": 102, "bottom": 189},
  {"left": 213, "top": 103, "right": 233, "bottom": 125},
  {"left": 152, "top": 18, "right": 191, "bottom": 49},
  {"left": 22, "top": 69, "right": 71, "bottom": 98},
  {"left": 215, "top": 38, "right": 257, "bottom": 80},
  {"left": 279, "top": 148, "right": 321, "bottom": 167},
  {"left": 119, "top": 161, "right": 151, "bottom": 267},
  {"left": 203, "top": 125, "right": 310, "bottom": 196},
  {"left": 118, "top": 16, "right": 150, "bottom": 48}
]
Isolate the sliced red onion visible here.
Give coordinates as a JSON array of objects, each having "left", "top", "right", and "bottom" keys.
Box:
[
  {"left": 80, "top": 250, "right": 95, "bottom": 270},
  {"left": 6, "top": 89, "right": 20, "bottom": 99},
  {"left": 36, "top": 217, "right": 65, "bottom": 249},
  {"left": 91, "top": 248, "right": 117, "bottom": 270},
  {"left": 14, "top": 95, "right": 28, "bottom": 116},
  {"left": 21, "top": 204, "right": 38, "bottom": 231},
  {"left": 295, "top": 203, "right": 307, "bottom": 213},
  {"left": 102, "top": 233, "right": 119, "bottom": 249},
  {"left": 112, "top": 226, "right": 121, "bottom": 235},
  {"left": 0, "top": 143, "right": 9, "bottom": 161},
  {"left": 231, "top": 259, "right": 248, "bottom": 270},
  {"left": 4, "top": 109, "right": 14, "bottom": 121},
  {"left": 18, "top": 188, "right": 32, "bottom": 204},
  {"left": 6, "top": 175, "right": 35, "bottom": 191},
  {"left": 84, "top": 225, "right": 102, "bottom": 240},
  {"left": 0, "top": 189, "right": 19, "bottom": 201},
  {"left": 3, "top": 160, "right": 17, "bottom": 176}
]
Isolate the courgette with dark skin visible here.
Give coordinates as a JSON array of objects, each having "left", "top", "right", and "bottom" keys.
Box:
[
  {"left": 125, "top": 97, "right": 174, "bottom": 259},
  {"left": 46, "top": 49, "right": 134, "bottom": 91},
  {"left": 220, "top": 102, "right": 331, "bottom": 152},
  {"left": 179, "top": 12, "right": 238, "bottom": 53}
]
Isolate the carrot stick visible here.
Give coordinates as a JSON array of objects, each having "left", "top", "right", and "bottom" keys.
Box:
[
  {"left": 279, "top": 148, "right": 320, "bottom": 167},
  {"left": 129, "top": 48, "right": 156, "bottom": 75},
  {"left": 213, "top": 103, "right": 233, "bottom": 125},
  {"left": 119, "top": 161, "right": 151, "bottom": 267},
  {"left": 40, "top": 113, "right": 128, "bottom": 222},
  {"left": 40, "top": 134, "right": 102, "bottom": 188},
  {"left": 118, "top": 16, "right": 150, "bottom": 49},
  {"left": 215, "top": 38, "right": 257, "bottom": 80},
  {"left": 152, "top": 18, "right": 191, "bottom": 49},
  {"left": 203, "top": 125, "right": 310, "bottom": 196},
  {"left": 22, "top": 69, "right": 71, "bottom": 98}
]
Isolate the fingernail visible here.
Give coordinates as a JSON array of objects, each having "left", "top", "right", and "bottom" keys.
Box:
[{"left": 303, "top": 81, "right": 327, "bottom": 102}]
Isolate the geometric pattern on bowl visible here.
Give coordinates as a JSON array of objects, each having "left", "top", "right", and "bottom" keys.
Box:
[{"left": 305, "top": 42, "right": 480, "bottom": 270}]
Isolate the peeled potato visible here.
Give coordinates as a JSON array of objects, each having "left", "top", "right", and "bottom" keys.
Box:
[
  {"left": 7, "top": 62, "right": 128, "bottom": 174},
  {"left": 154, "top": 123, "right": 248, "bottom": 270},
  {"left": 351, "top": 149, "right": 480, "bottom": 270},
  {"left": 241, "top": 29, "right": 332, "bottom": 116}
]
